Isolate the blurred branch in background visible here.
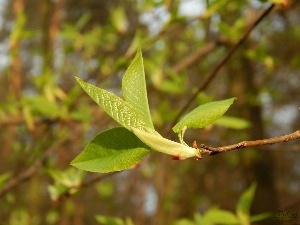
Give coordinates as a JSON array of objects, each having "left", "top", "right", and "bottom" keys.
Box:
[
  {"left": 9, "top": 0, "right": 24, "bottom": 99},
  {"left": 172, "top": 3, "right": 276, "bottom": 127},
  {"left": 0, "top": 137, "right": 66, "bottom": 198},
  {"left": 1, "top": 0, "right": 299, "bottom": 224}
]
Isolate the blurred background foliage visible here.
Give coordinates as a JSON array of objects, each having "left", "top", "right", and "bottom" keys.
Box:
[{"left": 0, "top": 0, "right": 299, "bottom": 224}]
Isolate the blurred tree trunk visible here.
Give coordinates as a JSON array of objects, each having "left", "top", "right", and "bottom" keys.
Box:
[
  {"left": 49, "top": 0, "right": 65, "bottom": 70},
  {"left": 9, "top": 0, "right": 24, "bottom": 100},
  {"left": 40, "top": 0, "right": 65, "bottom": 71},
  {"left": 228, "top": 51, "right": 279, "bottom": 225},
  {"left": 153, "top": 156, "right": 172, "bottom": 225}
]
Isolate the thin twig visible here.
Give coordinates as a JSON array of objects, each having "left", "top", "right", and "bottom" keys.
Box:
[
  {"left": 198, "top": 130, "right": 300, "bottom": 155},
  {"left": 172, "top": 4, "right": 275, "bottom": 127}
]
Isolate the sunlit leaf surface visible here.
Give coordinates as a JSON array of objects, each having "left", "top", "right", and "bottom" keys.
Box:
[{"left": 71, "top": 127, "right": 150, "bottom": 173}]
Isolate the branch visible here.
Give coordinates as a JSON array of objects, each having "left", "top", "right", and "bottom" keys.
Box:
[
  {"left": 80, "top": 172, "right": 117, "bottom": 189},
  {"left": 0, "top": 156, "right": 48, "bottom": 198},
  {"left": 198, "top": 130, "right": 300, "bottom": 155},
  {"left": 0, "top": 138, "right": 67, "bottom": 198},
  {"left": 171, "top": 42, "right": 217, "bottom": 73},
  {"left": 53, "top": 172, "right": 118, "bottom": 202},
  {"left": 172, "top": 4, "right": 275, "bottom": 126}
]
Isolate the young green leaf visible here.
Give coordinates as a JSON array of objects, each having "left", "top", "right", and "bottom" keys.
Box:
[
  {"left": 0, "top": 173, "right": 11, "bottom": 190},
  {"left": 214, "top": 116, "right": 251, "bottom": 130},
  {"left": 132, "top": 128, "right": 201, "bottom": 160},
  {"left": 122, "top": 48, "right": 154, "bottom": 130},
  {"left": 95, "top": 215, "right": 125, "bottom": 225},
  {"left": 75, "top": 76, "right": 149, "bottom": 131},
  {"left": 236, "top": 183, "right": 257, "bottom": 224},
  {"left": 71, "top": 127, "right": 150, "bottom": 173},
  {"left": 173, "top": 98, "right": 236, "bottom": 134},
  {"left": 201, "top": 208, "right": 239, "bottom": 224},
  {"left": 250, "top": 212, "right": 271, "bottom": 223},
  {"left": 110, "top": 6, "right": 128, "bottom": 33}
]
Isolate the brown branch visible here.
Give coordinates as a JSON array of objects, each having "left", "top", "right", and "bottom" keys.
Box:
[
  {"left": 0, "top": 138, "right": 67, "bottom": 198},
  {"left": 171, "top": 42, "right": 217, "bottom": 73},
  {"left": 0, "top": 117, "right": 60, "bottom": 126},
  {"left": 172, "top": 4, "right": 275, "bottom": 127},
  {"left": 80, "top": 172, "right": 117, "bottom": 189},
  {"left": 0, "top": 156, "right": 48, "bottom": 198},
  {"left": 198, "top": 130, "right": 300, "bottom": 155},
  {"left": 9, "top": 0, "right": 25, "bottom": 100},
  {"left": 282, "top": 195, "right": 300, "bottom": 210},
  {"left": 53, "top": 172, "right": 118, "bottom": 202}
]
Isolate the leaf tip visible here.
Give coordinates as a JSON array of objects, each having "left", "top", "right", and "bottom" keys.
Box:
[
  {"left": 136, "top": 46, "right": 142, "bottom": 54},
  {"left": 69, "top": 158, "right": 79, "bottom": 167},
  {"left": 74, "top": 76, "right": 83, "bottom": 84}
]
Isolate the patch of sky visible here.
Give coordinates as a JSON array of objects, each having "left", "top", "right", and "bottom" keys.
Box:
[
  {"left": 272, "top": 104, "right": 298, "bottom": 132},
  {"left": 269, "top": 13, "right": 286, "bottom": 32},
  {"left": 144, "top": 184, "right": 158, "bottom": 216},
  {"left": 249, "top": 0, "right": 265, "bottom": 9},
  {"left": 260, "top": 91, "right": 273, "bottom": 120},
  {"left": 295, "top": 162, "right": 300, "bottom": 175},
  {"left": 29, "top": 55, "right": 43, "bottom": 76},
  {"left": 0, "top": 0, "right": 7, "bottom": 25},
  {"left": 0, "top": 39, "right": 10, "bottom": 71},
  {"left": 289, "top": 181, "right": 300, "bottom": 194},
  {"left": 178, "top": 0, "right": 205, "bottom": 17},
  {"left": 0, "top": 0, "right": 9, "bottom": 72},
  {"left": 139, "top": 0, "right": 206, "bottom": 37},
  {"left": 53, "top": 40, "right": 65, "bottom": 74},
  {"left": 154, "top": 39, "right": 165, "bottom": 50},
  {"left": 261, "top": 91, "right": 299, "bottom": 137},
  {"left": 139, "top": 5, "right": 170, "bottom": 36}
]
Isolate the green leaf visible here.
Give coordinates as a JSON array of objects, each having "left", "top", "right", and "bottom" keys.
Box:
[
  {"left": 71, "top": 127, "right": 150, "bottom": 173},
  {"left": 172, "top": 219, "right": 194, "bottom": 225},
  {"left": 47, "top": 168, "right": 85, "bottom": 200},
  {"left": 236, "top": 183, "right": 257, "bottom": 214},
  {"left": 122, "top": 48, "right": 154, "bottom": 130},
  {"left": 132, "top": 128, "right": 200, "bottom": 160},
  {"left": 23, "top": 96, "right": 62, "bottom": 117},
  {"left": 173, "top": 98, "right": 236, "bottom": 134},
  {"left": 76, "top": 13, "right": 91, "bottom": 30},
  {"left": 214, "top": 116, "right": 251, "bottom": 130},
  {"left": 47, "top": 168, "right": 85, "bottom": 187},
  {"left": 202, "top": 208, "right": 239, "bottom": 224},
  {"left": 48, "top": 183, "right": 69, "bottom": 201},
  {"left": 236, "top": 183, "right": 257, "bottom": 225},
  {"left": 110, "top": 6, "right": 128, "bottom": 33},
  {"left": 203, "top": 0, "right": 230, "bottom": 19},
  {"left": 95, "top": 215, "right": 125, "bottom": 225},
  {"left": 124, "top": 31, "right": 142, "bottom": 58},
  {"left": 270, "top": 0, "right": 286, "bottom": 4},
  {"left": 0, "top": 172, "right": 11, "bottom": 190},
  {"left": 250, "top": 212, "right": 271, "bottom": 223},
  {"left": 75, "top": 77, "right": 150, "bottom": 131},
  {"left": 158, "top": 70, "right": 187, "bottom": 94}
]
